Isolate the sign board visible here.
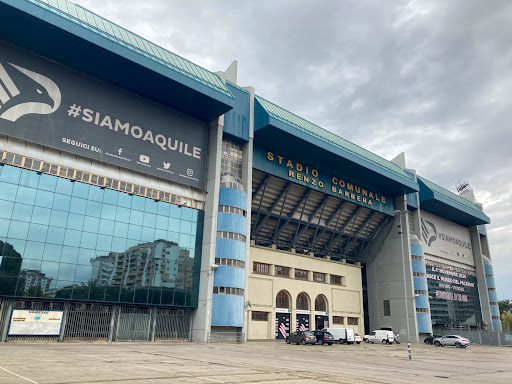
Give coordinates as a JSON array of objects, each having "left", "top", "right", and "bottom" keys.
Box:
[
  {"left": 0, "top": 41, "right": 207, "bottom": 189},
  {"left": 276, "top": 308, "right": 291, "bottom": 313},
  {"left": 420, "top": 211, "right": 474, "bottom": 266},
  {"left": 8, "top": 309, "right": 63, "bottom": 336},
  {"left": 253, "top": 144, "right": 395, "bottom": 214},
  {"left": 425, "top": 264, "right": 481, "bottom": 326}
]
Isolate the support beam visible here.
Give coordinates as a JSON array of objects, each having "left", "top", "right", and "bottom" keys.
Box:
[
  {"left": 324, "top": 206, "right": 361, "bottom": 254},
  {"left": 253, "top": 182, "right": 291, "bottom": 236},
  {"left": 310, "top": 201, "right": 346, "bottom": 250},
  {"left": 293, "top": 195, "right": 329, "bottom": 247},
  {"left": 343, "top": 212, "right": 375, "bottom": 256},
  {"left": 273, "top": 189, "right": 312, "bottom": 240}
]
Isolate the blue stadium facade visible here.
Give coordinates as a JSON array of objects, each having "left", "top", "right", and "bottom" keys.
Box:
[{"left": 0, "top": 0, "right": 501, "bottom": 343}]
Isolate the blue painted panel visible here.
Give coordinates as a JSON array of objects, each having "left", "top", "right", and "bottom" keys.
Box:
[
  {"left": 224, "top": 84, "right": 250, "bottom": 141},
  {"left": 416, "top": 312, "right": 433, "bottom": 334},
  {"left": 407, "top": 192, "right": 419, "bottom": 209},
  {"left": 415, "top": 294, "right": 429, "bottom": 308},
  {"left": 217, "top": 212, "right": 247, "bottom": 236},
  {"left": 413, "top": 277, "right": 428, "bottom": 291},
  {"left": 213, "top": 266, "right": 245, "bottom": 289},
  {"left": 490, "top": 305, "right": 500, "bottom": 317},
  {"left": 410, "top": 242, "right": 424, "bottom": 256},
  {"left": 211, "top": 294, "right": 244, "bottom": 327},
  {"left": 478, "top": 225, "right": 487, "bottom": 236},
  {"left": 215, "top": 238, "right": 246, "bottom": 262},
  {"left": 484, "top": 264, "right": 493, "bottom": 275},
  {"left": 412, "top": 259, "right": 426, "bottom": 274},
  {"left": 486, "top": 278, "right": 496, "bottom": 289},
  {"left": 488, "top": 290, "right": 498, "bottom": 302},
  {"left": 492, "top": 319, "right": 502, "bottom": 332},
  {"left": 219, "top": 188, "right": 248, "bottom": 211}
]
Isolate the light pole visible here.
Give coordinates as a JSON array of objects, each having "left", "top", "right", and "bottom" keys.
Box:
[{"left": 393, "top": 209, "right": 412, "bottom": 360}]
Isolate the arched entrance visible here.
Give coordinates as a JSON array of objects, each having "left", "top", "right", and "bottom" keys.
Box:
[
  {"left": 296, "top": 292, "right": 310, "bottom": 331},
  {"left": 275, "top": 290, "right": 291, "bottom": 339},
  {"left": 314, "top": 294, "right": 329, "bottom": 330}
]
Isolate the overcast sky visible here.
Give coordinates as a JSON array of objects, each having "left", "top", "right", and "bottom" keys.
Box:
[{"left": 73, "top": 0, "right": 511, "bottom": 300}]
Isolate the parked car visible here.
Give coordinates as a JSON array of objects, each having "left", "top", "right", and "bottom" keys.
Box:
[
  {"left": 353, "top": 333, "right": 362, "bottom": 344},
  {"left": 363, "top": 330, "right": 394, "bottom": 344},
  {"left": 424, "top": 334, "right": 443, "bottom": 345},
  {"left": 311, "top": 330, "right": 334, "bottom": 345},
  {"left": 323, "top": 328, "right": 355, "bottom": 344},
  {"left": 286, "top": 331, "right": 317, "bottom": 345},
  {"left": 433, "top": 335, "right": 470, "bottom": 348},
  {"left": 393, "top": 333, "right": 400, "bottom": 344}
]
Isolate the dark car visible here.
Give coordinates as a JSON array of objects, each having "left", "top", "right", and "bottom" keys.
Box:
[
  {"left": 424, "top": 334, "right": 443, "bottom": 345},
  {"left": 286, "top": 331, "right": 317, "bottom": 345},
  {"left": 311, "top": 330, "right": 334, "bottom": 345}
]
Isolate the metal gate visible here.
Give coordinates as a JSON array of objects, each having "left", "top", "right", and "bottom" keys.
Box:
[
  {"left": 154, "top": 308, "right": 190, "bottom": 340},
  {"left": 115, "top": 306, "right": 151, "bottom": 341},
  {"left": 64, "top": 303, "right": 113, "bottom": 341}
]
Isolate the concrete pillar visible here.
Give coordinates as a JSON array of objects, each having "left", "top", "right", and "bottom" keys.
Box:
[
  {"left": 242, "top": 86, "right": 255, "bottom": 342},
  {"left": 363, "top": 196, "right": 419, "bottom": 342},
  {"left": 191, "top": 118, "right": 223, "bottom": 342},
  {"left": 469, "top": 226, "right": 493, "bottom": 330}
]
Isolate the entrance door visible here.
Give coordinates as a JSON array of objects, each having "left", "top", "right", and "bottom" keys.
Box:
[
  {"left": 275, "top": 312, "right": 290, "bottom": 339},
  {"left": 315, "top": 315, "right": 328, "bottom": 330},
  {"left": 296, "top": 314, "right": 309, "bottom": 332}
]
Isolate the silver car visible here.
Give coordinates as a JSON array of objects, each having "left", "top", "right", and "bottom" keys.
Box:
[{"left": 433, "top": 335, "right": 470, "bottom": 348}]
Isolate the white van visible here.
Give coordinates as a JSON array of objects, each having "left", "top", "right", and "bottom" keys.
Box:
[
  {"left": 363, "top": 330, "right": 394, "bottom": 344},
  {"left": 323, "top": 328, "right": 355, "bottom": 344}
]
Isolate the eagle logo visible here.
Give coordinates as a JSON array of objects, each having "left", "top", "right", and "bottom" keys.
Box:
[
  {"left": 421, "top": 217, "right": 437, "bottom": 246},
  {"left": 0, "top": 62, "right": 61, "bottom": 122}
]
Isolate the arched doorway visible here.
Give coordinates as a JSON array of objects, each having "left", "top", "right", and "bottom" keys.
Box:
[
  {"left": 275, "top": 290, "right": 291, "bottom": 339},
  {"left": 296, "top": 292, "right": 310, "bottom": 331},
  {"left": 314, "top": 294, "right": 329, "bottom": 330}
]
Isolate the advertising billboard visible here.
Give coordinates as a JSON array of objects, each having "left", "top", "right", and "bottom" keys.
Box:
[
  {"left": 426, "top": 264, "right": 482, "bottom": 327},
  {"left": 420, "top": 211, "right": 474, "bottom": 266},
  {"left": 8, "top": 310, "right": 63, "bottom": 336},
  {"left": 0, "top": 41, "right": 207, "bottom": 189}
]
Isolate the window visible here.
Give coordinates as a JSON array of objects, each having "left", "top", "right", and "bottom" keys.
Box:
[
  {"left": 412, "top": 255, "right": 423, "bottom": 260},
  {"left": 221, "top": 140, "right": 244, "bottom": 191},
  {"left": 383, "top": 300, "right": 391, "bottom": 316},
  {"left": 413, "top": 272, "right": 426, "bottom": 277},
  {"left": 330, "top": 274, "right": 345, "bottom": 286},
  {"left": 347, "top": 317, "right": 358, "bottom": 325},
  {"left": 333, "top": 316, "right": 344, "bottom": 325},
  {"left": 416, "top": 308, "right": 430, "bottom": 313},
  {"left": 253, "top": 262, "right": 270, "bottom": 275},
  {"left": 219, "top": 205, "right": 246, "bottom": 217},
  {"left": 276, "top": 290, "right": 290, "bottom": 309},
  {"left": 213, "top": 287, "right": 244, "bottom": 296},
  {"left": 251, "top": 311, "right": 268, "bottom": 321},
  {"left": 313, "top": 272, "right": 326, "bottom": 283},
  {"left": 295, "top": 269, "right": 308, "bottom": 280},
  {"left": 275, "top": 265, "right": 290, "bottom": 277},
  {"left": 215, "top": 258, "right": 245, "bottom": 269},
  {"left": 414, "top": 290, "right": 427, "bottom": 295},
  {"left": 216, "top": 231, "right": 246, "bottom": 242},
  {"left": 315, "top": 295, "right": 327, "bottom": 311},
  {"left": 296, "top": 292, "right": 309, "bottom": 310}
]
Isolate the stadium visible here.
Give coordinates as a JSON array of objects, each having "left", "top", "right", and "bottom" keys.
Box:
[{"left": 0, "top": 0, "right": 501, "bottom": 343}]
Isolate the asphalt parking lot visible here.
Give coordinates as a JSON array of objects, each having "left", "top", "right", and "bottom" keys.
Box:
[{"left": 0, "top": 341, "right": 510, "bottom": 384}]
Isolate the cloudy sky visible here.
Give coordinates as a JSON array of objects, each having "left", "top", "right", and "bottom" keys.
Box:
[{"left": 73, "top": 0, "right": 511, "bottom": 300}]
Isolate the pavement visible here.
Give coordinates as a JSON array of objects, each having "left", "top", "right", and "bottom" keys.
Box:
[{"left": 0, "top": 340, "right": 510, "bottom": 384}]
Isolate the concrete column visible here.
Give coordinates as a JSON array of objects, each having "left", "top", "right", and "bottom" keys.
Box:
[
  {"left": 191, "top": 118, "right": 223, "bottom": 342},
  {"left": 363, "top": 196, "right": 419, "bottom": 342},
  {"left": 242, "top": 86, "right": 255, "bottom": 342},
  {"left": 469, "top": 226, "right": 493, "bottom": 330}
]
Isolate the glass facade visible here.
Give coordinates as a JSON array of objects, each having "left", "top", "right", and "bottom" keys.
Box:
[{"left": 0, "top": 164, "right": 203, "bottom": 307}]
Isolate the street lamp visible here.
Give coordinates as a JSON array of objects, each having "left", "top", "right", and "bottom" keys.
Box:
[{"left": 393, "top": 209, "right": 412, "bottom": 360}]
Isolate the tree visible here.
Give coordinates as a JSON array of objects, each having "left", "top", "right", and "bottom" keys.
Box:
[
  {"left": 498, "top": 300, "right": 512, "bottom": 315},
  {"left": 501, "top": 313, "right": 512, "bottom": 333}
]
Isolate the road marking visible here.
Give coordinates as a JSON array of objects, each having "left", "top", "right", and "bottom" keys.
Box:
[
  {"left": 143, "top": 366, "right": 224, "bottom": 383},
  {"left": 0, "top": 366, "right": 38, "bottom": 384}
]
